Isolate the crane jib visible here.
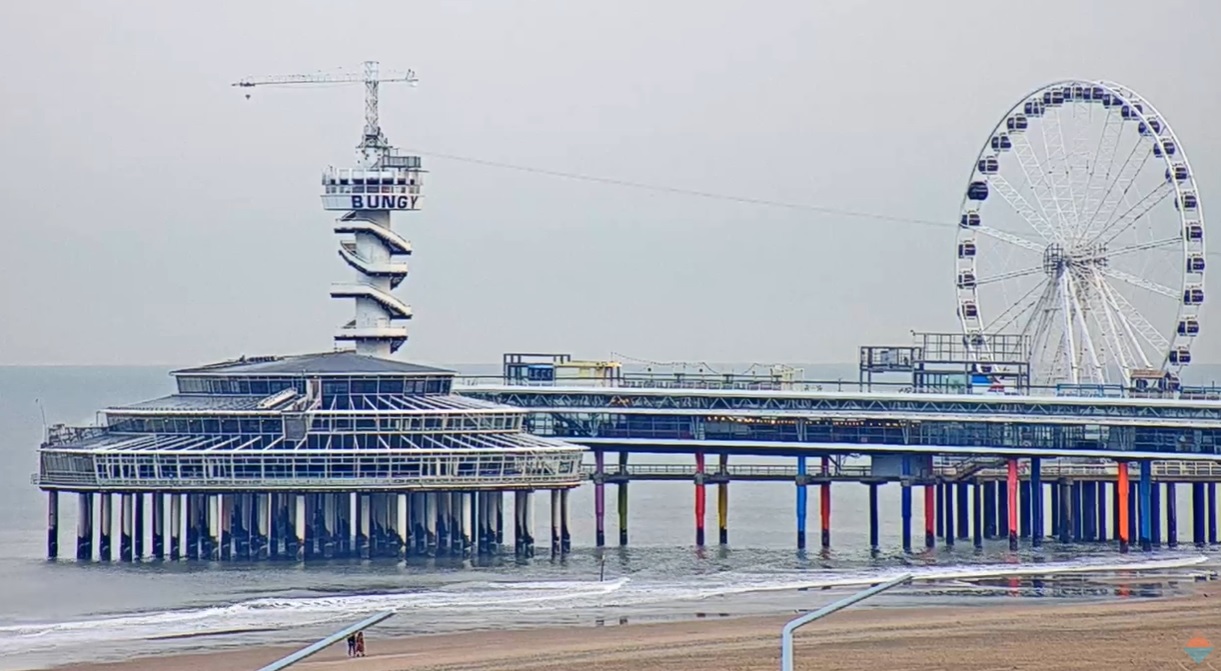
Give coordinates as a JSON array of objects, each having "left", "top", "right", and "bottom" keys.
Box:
[{"left": 350, "top": 195, "right": 419, "bottom": 210}]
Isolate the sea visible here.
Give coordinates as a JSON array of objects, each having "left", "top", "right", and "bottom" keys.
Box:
[{"left": 0, "top": 364, "right": 1218, "bottom": 670}]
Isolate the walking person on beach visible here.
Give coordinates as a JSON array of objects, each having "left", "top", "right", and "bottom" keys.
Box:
[
  {"left": 346, "top": 633, "right": 357, "bottom": 657},
  {"left": 355, "top": 631, "right": 366, "bottom": 657}
]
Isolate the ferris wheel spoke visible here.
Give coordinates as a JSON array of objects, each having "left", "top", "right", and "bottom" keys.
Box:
[
  {"left": 1095, "top": 271, "right": 1167, "bottom": 359},
  {"left": 1055, "top": 272, "right": 1080, "bottom": 384},
  {"left": 1088, "top": 236, "right": 1179, "bottom": 261},
  {"left": 1092, "top": 181, "right": 1175, "bottom": 248},
  {"left": 1038, "top": 106, "right": 1076, "bottom": 236},
  {"left": 976, "top": 226, "right": 1044, "bottom": 253},
  {"left": 1084, "top": 289, "right": 1131, "bottom": 386},
  {"left": 1008, "top": 132, "right": 1063, "bottom": 241},
  {"left": 1100, "top": 267, "right": 1178, "bottom": 299},
  {"left": 986, "top": 175, "right": 1061, "bottom": 244},
  {"left": 977, "top": 266, "right": 1042, "bottom": 285},
  {"left": 1078, "top": 138, "right": 1153, "bottom": 244},
  {"left": 984, "top": 279, "right": 1048, "bottom": 333},
  {"left": 1075, "top": 108, "right": 1126, "bottom": 245}
]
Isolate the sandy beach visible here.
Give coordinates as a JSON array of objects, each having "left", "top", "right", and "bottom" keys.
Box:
[{"left": 56, "top": 591, "right": 1221, "bottom": 671}]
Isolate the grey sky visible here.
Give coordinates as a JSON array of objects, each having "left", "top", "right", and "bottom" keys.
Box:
[{"left": 1, "top": 0, "right": 1218, "bottom": 367}]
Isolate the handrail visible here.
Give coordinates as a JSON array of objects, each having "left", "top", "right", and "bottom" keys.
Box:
[
  {"left": 255, "top": 610, "right": 394, "bottom": 671},
  {"left": 780, "top": 574, "right": 913, "bottom": 671}
]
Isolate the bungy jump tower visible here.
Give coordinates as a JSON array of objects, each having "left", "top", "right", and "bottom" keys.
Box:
[{"left": 34, "top": 61, "right": 585, "bottom": 563}]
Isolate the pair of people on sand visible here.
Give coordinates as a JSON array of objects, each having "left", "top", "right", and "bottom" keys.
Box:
[{"left": 346, "top": 631, "right": 366, "bottom": 657}]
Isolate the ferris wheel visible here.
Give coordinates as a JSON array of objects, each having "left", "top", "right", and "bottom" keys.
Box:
[{"left": 955, "top": 80, "right": 1205, "bottom": 389}]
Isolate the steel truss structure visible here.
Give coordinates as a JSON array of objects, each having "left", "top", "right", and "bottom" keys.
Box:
[{"left": 956, "top": 80, "right": 1205, "bottom": 389}]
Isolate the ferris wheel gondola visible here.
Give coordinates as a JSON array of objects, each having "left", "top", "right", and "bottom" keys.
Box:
[{"left": 955, "top": 80, "right": 1205, "bottom": 389}]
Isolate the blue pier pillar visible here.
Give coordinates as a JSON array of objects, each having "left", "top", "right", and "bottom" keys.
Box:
[
  {"left": 868, "top": 483, "right": 879, "bottom": 556},
  {"left": 1128, "top": 481, "right": 1138, "bottom": 547},
  {"left": 1058, "top": 482, "right": 1071, "bottom": 545},
  {"left": 151, "top": 494, "right": 164, "bottom": 560},
  {"left": 1112, "top": 481, "right": 1122, "bottom": 542},
  {"left": 134, "top": 494, "right": 144, "bottom": 560},
  {"left": 1050, "top": 482, "right": 1060, "bottom": 538},
  {"left": 901, "top": 456, "right": 913, "bottom": 554},
  {"left": 1030, "top": 458, "right": 1042, "bottom": 546},
  {"left": 1096, "top": 483, "right": 1107, "bottom": 542},
  {"left": 1139, "top": 461, "right": 1153, "bottom": 551},
  {"left": 1019, "top": 479, "right": 1031, "bottom": 538},
  {"left": 997, "top": 480, "right": 1010, "bottom": 539},
  {"left": 1192, "top": 482, "right": 1206, "bottom": 546},
  {"left": 1082, "top": 482, "right": 1096, "bottom": 541},
  {"left": 184, "top": 494, "right": 198, "bottom": 561},
  {"left": 956, "top": 482, "right": 969, "bottom": 540},
  {"left": 1166, "top": 483, "right": 1178, "bottom": 547},
  {"left": 1070, "top": 482, "right": 1083, "bottom": 542},
  {"left": 1208, "top": 483, "right": 1218, "bottom": 545},
  {"left": 972, "top": 481, "right": 983, "bottom": 549},
  {"left": 983, "top": 481, "right": 996, "bottom": 539},
  {"left": 1150, "top": 481, "right": 1162, "bottom": 546},
  {"left": 796, "top": 456, "right": 808, "bottom": 551},
  {"left": 46, "top": 492, "right": 58, "bottom": 560},
  {"left": 943, "top": 482, "right": 955, "bottom": 547},
  {"left": 935, "top": 483, "right": 945, "bottom": 540}
]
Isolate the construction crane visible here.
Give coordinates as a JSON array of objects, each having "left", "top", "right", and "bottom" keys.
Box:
[{"left": 233, "top": 60, "right": 418, "bottom": 166}]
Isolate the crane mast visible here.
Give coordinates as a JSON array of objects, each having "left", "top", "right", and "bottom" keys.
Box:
[
  {"left": 233, "top": 60, "right": 425, "bottom": 358},
  {"left": 233, "top": 60, "right": 418, "bottom": 166}
]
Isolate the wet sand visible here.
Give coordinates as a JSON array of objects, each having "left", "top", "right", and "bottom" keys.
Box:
[{"left": 58, "top": 592, "right": 1221, "bottom": 671}]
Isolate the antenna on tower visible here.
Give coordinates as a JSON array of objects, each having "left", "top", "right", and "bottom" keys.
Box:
[{"left": 232, "top": 60, "right": 418, "bottom": 166}]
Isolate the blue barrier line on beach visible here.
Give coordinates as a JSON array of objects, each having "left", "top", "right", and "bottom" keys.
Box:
[
  {"left": 779, "top": 574, "right": 913, "bottom": 671},
  {"left": 255, "top": 610, "right": 396, "bottom": 671}
]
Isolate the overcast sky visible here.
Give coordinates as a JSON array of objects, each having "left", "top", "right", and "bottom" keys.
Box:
[{"left": 1, "top": 0, "right": 1218, "bottom": 367}]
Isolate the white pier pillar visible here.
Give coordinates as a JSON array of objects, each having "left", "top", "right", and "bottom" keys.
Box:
[
  {"left": 76, "top": 493, "right": 92, "bottom": 561},
  {"left": 294, "top": 494, "right": 307, "bottom": 561}
]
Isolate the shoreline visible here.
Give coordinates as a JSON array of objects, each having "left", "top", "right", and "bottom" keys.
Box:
[{"left": 53, "top": 589, "right": 1221, "bottom": 671}]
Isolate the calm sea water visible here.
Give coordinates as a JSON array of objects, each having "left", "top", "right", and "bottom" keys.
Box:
[{"left": 0, "top": 365, "right": 1217, "bottom": 669}]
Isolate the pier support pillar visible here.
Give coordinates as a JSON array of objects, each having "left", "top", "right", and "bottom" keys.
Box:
[
  {"left": 550, "top": 490, "right": 561, "bottom": 556},
  {"left": 694, "top": 452, "right": 706, "bottom": 547},
  {"left": 134, "top": 494, "right": 145, "bottom": 560},
  {"left": 1110, "top": 481, "right": 1120, "bottom": 542},
  {"left": 150, "top": 494, "right": 164, "bottom": 560},
  {"left": 46, "top": 491, "right": 59, "bottom": 560},
  {"left": 396, "top": 493, "right": 410, "bottom": 559},
  {"left": 923, "top": 484, "right": 935, "bottom": 548},
  {"left": 900, "top": 456, "right": 912, "bottom": 554},
  {"left": 1071, "top": 481, "right": 1083, "bottom": 542},
  {"left": 617, "top": 452, "right": 629, "bottom": 546},
  {"left": 1209, "top": 483, "right": 1218, "bottom": 545},
  {"left": 1166, "top": 483, "right": 1178, "bottom": 547},
  {"left": 1192, "top": 482, "right": 1206, "bottom": 546},
  {"left": 594, "top": 450, "right": 605, "bottom": 548},
  {"left": 943, "top": 481, "right": 955, "bottom": 548},
  {"left": 1030, "top": 457, "right": 1042, "bottom": 546},
  {"left": 795, "top": 456, "right": 808, "bottom": 551},
  {"left": 208, "top": 494, "right": 222, "bottom": 561},
  {"left": 1139, "top": 460, "right": 1153, "bottom": 552},
  {"left": 1050, "top": 481, "right": 1060, "bottom": 538},
  {"left": 76, "top": 493, "right": 92, "bottom": 561},
  {"left": 867, "top": 483, "right": 879, "bottom": 555},
  {"left": 559, "top": 489, "right": 570, "bottom": 553},
  {"left": 972, "top": 480, "right": 983, "bottom": 549},
  {"left": 1082, "top": 482, "right": 1096, "bottom": 542},
  {"left": 448, "top": 491, "right": 463, "bottom": 557},
  {"left": 983, "top": 481, "right": 996, "bottom": 539},
  {"left": 935, "top": 482, "right": 945, "bottom": 540},
  {"left": 294, "top": 494, "right": 306, "bottom": 561},
  {"left": 997, "top": 477, "right": 1009, "bottom": 541},
  {"left": 514, "top": 491, "right": 527, "bottom": 557},
  {"left": 1117, "top": 463, "right": 1130, "bottom": 552},
  {"left": 956, "top": 481, "right": 969, "bottom": 540},
  {"left": 521, "top": 492, "right": 534, "bottom": 557},
  {"left": 1096, "top": 482, "right": 1108, "bottom": 542},
  {"left": 254, "top": 493, "right": 269, "bottom": 560},
  {"left": 1018, "top": 477, "right": 1030, "bottom": 539},
  {"left": 169, "top": 494, "right": 182, "bottom": 560},
  {"left": 435, "top": 492, "right": 450, "bottom": 555},
  {"left": 120, "top": 493, "right": 133, "bottom": 562},
  {"left": 820, "top": 457, "right": 831, "bottom": 549},
  {"left": 220, "top": 494, "right": 233, "bottom": 561},
  {"left": 718, "top": 453, "right": 729, "bottom": 545},
  {"left": 1006, "top": 458, "right": 1018, "bottom": 550},
  {"left": 99, "top": 493, "right": 113, "bottom": 561},
  {"left": 1059, "top": 481, "right": 1072, "bottom": 544},
  {"left": 1150, "top": 480, "right": 1162, "bottom": 546},
  {"left": 422, "top": 493, "right": 436, "bottom": 557}
]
